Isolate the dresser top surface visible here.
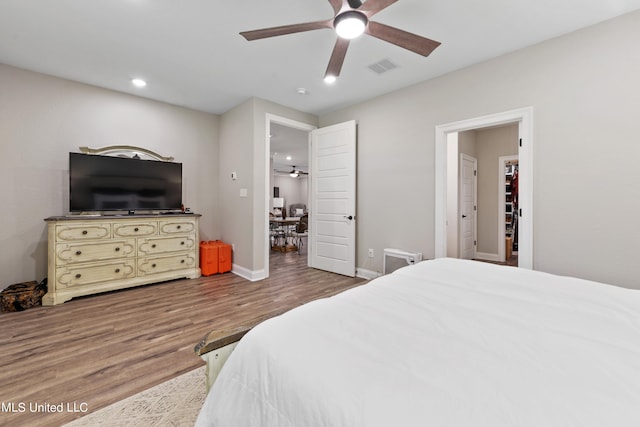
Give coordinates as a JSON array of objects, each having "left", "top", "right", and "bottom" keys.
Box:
[{"left": 45, "top": 213, "right": 201, "bottom": 222}]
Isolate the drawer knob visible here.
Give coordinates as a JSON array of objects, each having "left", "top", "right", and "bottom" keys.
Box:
[
  {"left": 177, "top": 225, "right": 181, "bottom": 229},
  {"left": 152, "top": 244, "right": 157, "bottom": 248},
  {"left": 75, "top": 273, "right": 82, "bottom": 279},
  {"left": 115, "top": 247, "right": 120, "bottom": 252},
  {"left": 134, "top": 227, "right": 139, "bottom": 232},
  {"left": 75, "top": 250, "right": 82, "bottom": 256},
  {"left": 152, "top": 263, "right": 156, "bottom": 268},
  {"left": 82, "top": 230, "right": 88, "bottom": 235},
  {"left": 181, "top": 241, "right": 185, "bottom": 245},
  {"left": 115, "top": 268, "right": 120, "bottom": 273},
  {"left": 181, "top": 260, "right": 185, "bottom": 264}
]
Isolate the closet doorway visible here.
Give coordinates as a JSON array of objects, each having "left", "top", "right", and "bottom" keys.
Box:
[
  {"left": 499, "top": 157, "right": 519, "bottom": 264},
  {"left": 435, "top": 107, "right": 533, "bottom": 269}
]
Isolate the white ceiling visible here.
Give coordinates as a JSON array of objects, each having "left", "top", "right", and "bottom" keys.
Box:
[{"left": 1, "top": 1, "right": 639, "bottom": 116}]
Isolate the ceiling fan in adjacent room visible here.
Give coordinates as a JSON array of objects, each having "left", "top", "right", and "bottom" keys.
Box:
[
  {"left": 276, "top": 166, "right": 309, "bottom": 178},
  {"left": 240, "top": 0, "right": 441, "bottom": 83}
]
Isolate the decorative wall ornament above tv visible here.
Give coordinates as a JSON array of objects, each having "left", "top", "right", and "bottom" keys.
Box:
[{"left": 79, "top": 145, "right": 174, "bottom": 162}]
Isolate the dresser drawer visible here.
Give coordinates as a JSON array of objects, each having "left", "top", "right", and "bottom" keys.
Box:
[
  {"left": 113, "top": 222, "right": 158, "bottom": 238},
  {"left": 56, "top": 260, "right": 136, "bottom": 289},
  {"left": 159, "top": 219, "right": 196, "bottom": 235},
  {"left": 56, "top": 223, "right": 111, "bottom": 241},
  {"left": 137, "top": 253, "right": 197, "bottom": 276},
  {"left": 138, "top": 236, "right": 196, "bottom": 256},
  {"left": 56, "top": 239, "right": 135, "bottom": 265}
]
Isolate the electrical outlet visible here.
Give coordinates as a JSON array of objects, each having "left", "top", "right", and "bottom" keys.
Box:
[{"left": 368, "top": 248, "right": 374, "bottom": 258}]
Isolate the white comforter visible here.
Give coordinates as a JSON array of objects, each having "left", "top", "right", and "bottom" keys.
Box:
[{"left": 196, "top": 258, "right": 640, "bottom": 427}]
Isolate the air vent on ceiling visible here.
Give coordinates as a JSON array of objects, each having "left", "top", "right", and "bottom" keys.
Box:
[{"left": 368, "top": 59, "right": 398, "bottom": 75}]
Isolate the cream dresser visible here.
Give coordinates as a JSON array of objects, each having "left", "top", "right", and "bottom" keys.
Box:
[{"left": 43, "top": 214, "right": 201, "bottom": 305}]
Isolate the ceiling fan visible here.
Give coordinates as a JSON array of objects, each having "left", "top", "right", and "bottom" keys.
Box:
[
  {"left": 276, "top": 166, "right": 309, "bottom": 177},
  {"left": 240, "top": 0, "right": 441, "bottom": 83}
]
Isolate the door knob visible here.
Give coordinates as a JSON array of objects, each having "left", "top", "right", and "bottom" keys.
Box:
[
  {"left": 462, "top": 214, "right": 467, "bottom": 218},
  {"left": 344, "top": 215, "right": 354, "bottom": 220}
]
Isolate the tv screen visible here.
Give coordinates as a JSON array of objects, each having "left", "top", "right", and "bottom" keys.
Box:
[{"left": 69, "top": 152, "right": 182, "bottom": 213}]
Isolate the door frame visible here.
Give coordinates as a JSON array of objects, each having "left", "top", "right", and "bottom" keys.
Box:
[
  {"left": 435, "top": 107, "right": 533, "bottom": 269},
  {"left": 264, "top": 114, "right": 316, "bottom": 278}
]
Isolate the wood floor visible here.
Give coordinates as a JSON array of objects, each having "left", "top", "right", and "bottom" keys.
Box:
[{"left": 0, "top": 252, "right": 366, "bottom": 426}]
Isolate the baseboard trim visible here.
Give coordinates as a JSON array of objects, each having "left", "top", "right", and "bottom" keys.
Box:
[
  {"left": 232, "top": 264, "right": 266, "bottom": 282},
  {"left": 357, "top": 268, "right": 380, "bottom": 280},
  {"left": 475, "top": 252, "right": 500, "bottom": 262},
  {"left": 233, "top": 265, "right": 377, "bottom": 282}
]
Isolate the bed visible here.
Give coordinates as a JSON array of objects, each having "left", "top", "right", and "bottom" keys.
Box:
[{"left": 195, "top": 258, "right": 640, "bottom": 426}]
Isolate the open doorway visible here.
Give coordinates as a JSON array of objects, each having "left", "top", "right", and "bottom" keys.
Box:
[
  {"left": 435, "top": 107, "right": 533, "bottom": 269},
  {"left": 269, "top": 123, "right": 310, "bottom": 254},
  {"left": 446, "top": 124, "right": 519, "bottom": 263},
  {"left": 264, "top": 114, "right": 316, "bottom": 279},
  {"left": 499, "top": 156, "right": 519, "bottom": 264}
]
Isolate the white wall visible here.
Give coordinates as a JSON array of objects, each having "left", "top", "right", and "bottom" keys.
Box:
[
  {"left": 0, "top": 64, "right": 220, "bottom": 289},
  {"left": 274, "top": 175, "right": 308, "bottom": 214},
  {"left": 446, "top": 133, "right": 459, "bottom": 257},
  {"left": 319, "top": 11, "right": 640, "bottom": 288}
]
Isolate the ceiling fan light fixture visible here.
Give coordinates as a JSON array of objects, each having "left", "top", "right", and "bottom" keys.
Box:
[
  {"left": 334, "top": 11, "right": 367, "bottom": 39},
  {"left": 290, "top": 172, "right": 299, "bottom": 178}
]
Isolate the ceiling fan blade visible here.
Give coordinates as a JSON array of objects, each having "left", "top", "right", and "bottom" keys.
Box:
[
  {"left": 324, "top": 37, "right": 350, "bottom": 79},
  {"left": 240, "top": 19, "right": 333, "bottom": 41},
  {"left": 328, "top": 0, "right": 346, "bottom": 15},
  {"left": 358, "top": 0, "right": 398, "bottom": 17},
  {"left": 365, "top": 21, "right": 441, "bottom": 56}
]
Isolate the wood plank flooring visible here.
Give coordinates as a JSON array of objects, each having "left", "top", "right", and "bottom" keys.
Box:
[{"left": 0, "top": 252, "right": 366, "bottom": 426}]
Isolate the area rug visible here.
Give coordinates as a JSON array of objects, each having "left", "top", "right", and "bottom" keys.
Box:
[{"left": 63, "top": 366, "right": 207, "bottom": 426}]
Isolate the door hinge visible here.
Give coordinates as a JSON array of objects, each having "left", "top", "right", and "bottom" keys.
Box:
[
  {"left": 519, "top": 138, "right": 523, "bottom": 147},
  {"left": 474, "top": 240, "right": 477, "bottom": 246},
  {"left": 474, "top": 205, "right": 477, "bottom": 211},
  {"left": 474, "top": 169, "right": 477, "bottom": 176},
  {"left": 519, "top": 208, "right": 522, "bottom": 217}
]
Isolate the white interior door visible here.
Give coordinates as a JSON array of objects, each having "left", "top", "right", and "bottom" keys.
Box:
[
  {"left": 309, "top": 120, "right": 356, "bottom": 277},
  {"left": 459, "top": 154, "right": 477, "bottom": 260}
]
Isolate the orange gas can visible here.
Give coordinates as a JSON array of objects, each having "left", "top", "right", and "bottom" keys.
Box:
[
  {"left": 215, "top": 241, "right": 232, "bottom": 273},
  {"left": 200, "top": 241, "right": 219, "bottom": 276},
  {"left": 199, "top": 240, "right": 232, "bottom": 276}
]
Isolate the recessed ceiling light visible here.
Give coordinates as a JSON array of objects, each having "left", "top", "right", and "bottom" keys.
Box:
[
  {"left": 296, "top": 87, "right": 308, "bottom": 95},
  {"left": 131, "top": 78, "right": 147, "bottom": 88},
  {"left": 286, "top": 156, "right": 292, "bottom": 161}
]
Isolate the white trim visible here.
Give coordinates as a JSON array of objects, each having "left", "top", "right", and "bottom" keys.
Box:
[
  {"left": 264, "top": 114, "right": 317, "bottom": 279},
  {"left": 475, "top": 252, "right": 500, "bottom": 262},
  {"left": 498, "top": 155, "right": 519, "bottom": 262},
  {"left": 232, "top": 264, "right": 266, "bottom": 282},
  {"left": 356, "top": 268, "right": 379, "bottom": 280},
  {"left": 435, "top": 107, "right": 533, "bottom": 269}
]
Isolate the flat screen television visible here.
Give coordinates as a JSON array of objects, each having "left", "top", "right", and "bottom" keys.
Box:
[{"left": 69, "top": 152, "right": 182, "bottom": 213}]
